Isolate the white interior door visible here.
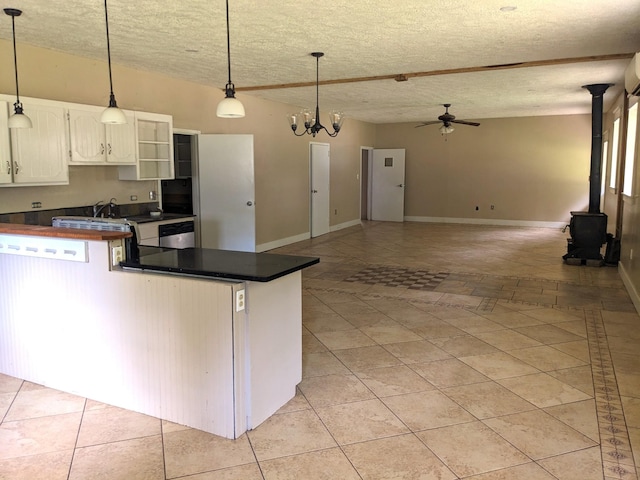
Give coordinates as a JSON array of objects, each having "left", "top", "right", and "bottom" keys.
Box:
[
  {"left": 371, "top": 149, "right": 405, "bottom": 222},
  {"left": 310, "top": 143, "right": 330, "bottom": 237},
  {"left": 197, "top": 134, "right": 256, "bottom": 252}
]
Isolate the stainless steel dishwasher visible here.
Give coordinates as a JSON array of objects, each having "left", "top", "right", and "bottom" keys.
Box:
[{"left": 158, "top": 220, "right": 195, "bottom": 249}]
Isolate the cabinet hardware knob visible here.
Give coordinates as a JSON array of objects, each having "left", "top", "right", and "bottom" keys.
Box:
[
  {"left": 5, "top": 161, "right": 10, "bottom": 174},
  {"left": 100, "top": 143, "right": 105, "bottom": 155},
  {"left": 13, "top": 161, "right": 19, "bottom": 175},
  {"left": 107, "top": 143, "right": 112, "bottom": 154}
]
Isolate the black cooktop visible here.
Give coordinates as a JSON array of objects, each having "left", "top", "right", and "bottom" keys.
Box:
[{"left": 121, "top": 247, "right": 319, "bottom": 282}]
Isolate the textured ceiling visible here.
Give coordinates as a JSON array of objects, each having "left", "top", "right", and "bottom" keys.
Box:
[{"left": 1, "top": 0, "right": 639, "bottom": 125}]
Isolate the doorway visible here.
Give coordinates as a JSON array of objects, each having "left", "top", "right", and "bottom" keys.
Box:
[{"left": 310, "top": 142, "right": 330, "bottom": 237}]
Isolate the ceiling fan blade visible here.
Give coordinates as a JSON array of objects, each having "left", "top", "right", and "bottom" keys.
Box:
[
  {"left": 450, "top": 120, "right": 480, "bottom": 126},
  {"left": 415, "top": 121, "right": 441, "bottom": 128}
]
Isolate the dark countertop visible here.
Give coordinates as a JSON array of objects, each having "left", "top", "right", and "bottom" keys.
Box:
[
  {"left": 120, "top": 247, "right": 319, "bottom": 282},
  {"left": 124, "top": 213, "right": 195, "bottom": 224}
]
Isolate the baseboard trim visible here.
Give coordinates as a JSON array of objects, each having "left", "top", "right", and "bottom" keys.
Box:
[
  {"left": 618, "top": 262, "right": 640, "bottom": 315},
  {"left": 404, "top": 216, "right": 567, "bottom": 229},
  {"left": 257, "top": 232, "right": 310, "bottom": 252},
  {"left": 330, "top": 219, "right": 362, "bottom": 232}
]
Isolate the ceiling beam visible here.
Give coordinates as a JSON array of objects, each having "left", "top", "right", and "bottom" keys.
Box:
[{"left": 236, "top": 53, "right": 635, "bottom": 92}]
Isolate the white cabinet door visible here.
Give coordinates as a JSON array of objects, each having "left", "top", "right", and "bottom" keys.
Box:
[
  {"left": 10, "top": 103, "right": 68, "bottom": 185},
  {"left": 0, "top": 101, "right": 11, "bottom": 185},
  {"left": 69, "top": 108, "right": 135, "bottom": 164}
]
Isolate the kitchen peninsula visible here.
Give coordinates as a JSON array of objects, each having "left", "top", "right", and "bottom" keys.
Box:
[{"left": 0, "top": 224, "right": 318, "bottom": 439}]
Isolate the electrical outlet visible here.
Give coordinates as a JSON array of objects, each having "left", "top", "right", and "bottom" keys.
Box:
[
  {"left": 111, "top": 245, "right": 123, "bottom": 265},
  {"left": 31, "top": 202, "right": 42, "bottom": 209},
  {"left": 235, "top": 289, "right": 245, "bottom": 312},
  {"left": 149, "top": 191, "right": 157, "bottom": 200},
  {"left": 130, "top": 195, "right": 138, "bottom": 201}
]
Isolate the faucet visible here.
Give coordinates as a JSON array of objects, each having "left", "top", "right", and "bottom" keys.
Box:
[{"left": 93, "top": 200, "right": 107, "bottom": 217}]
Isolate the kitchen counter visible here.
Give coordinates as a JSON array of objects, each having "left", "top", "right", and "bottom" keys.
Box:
[
  {"left": 122, "top": 248, "right": 319, "bottom": 282},
  {"left": 0, "top": 223, "right": 131, "bottom": 241}
]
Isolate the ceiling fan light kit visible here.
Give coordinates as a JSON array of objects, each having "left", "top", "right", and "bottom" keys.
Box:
[
  {"left": 217, "top": 0, "right": 245, "bottom": 118},
  {"left": 416, "top": 103, "right": 480, "bottom": 135},
  {"left": 4, "top": 8, "right": 32, "bottom": 129},
  {"left": 288, "top": 52, "right": 344, "bottom": 137}
]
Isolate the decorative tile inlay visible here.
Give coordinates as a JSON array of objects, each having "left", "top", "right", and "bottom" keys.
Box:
[{"left": 344, "top": 266, "right": 449, "bottom": 290}]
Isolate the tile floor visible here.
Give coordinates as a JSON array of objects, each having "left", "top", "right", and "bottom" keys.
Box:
[{"left": 1, "top": 221, "right": 639, "bottom": 479}]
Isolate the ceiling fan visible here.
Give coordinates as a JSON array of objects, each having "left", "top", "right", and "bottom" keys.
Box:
[{"left": 415, "top": 104, "right": 480, "bottom": 134}]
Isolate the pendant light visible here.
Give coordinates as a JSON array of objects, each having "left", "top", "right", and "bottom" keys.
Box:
[
  {"left": 100, "top": 0, "right": 126, "bottom": 124},
  {"left": 4, "top": 8, "right": 32, "bottom": 129},
  {"left": 216, "top": 0, "right": 245, "bottom": 118},
  {"left": 288, "top": 52, "right": 344, "bottom": 137}
]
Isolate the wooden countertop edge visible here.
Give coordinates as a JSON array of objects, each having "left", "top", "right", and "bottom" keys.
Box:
[{"left": 0, "top": 224, "right": 132, "bottom": 241}]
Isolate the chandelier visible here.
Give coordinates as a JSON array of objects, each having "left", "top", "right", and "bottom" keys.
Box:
[{"left": 288, "top": 52, "right": 343, "bottom": 137}]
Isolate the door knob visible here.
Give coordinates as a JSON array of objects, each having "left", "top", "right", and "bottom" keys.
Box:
[
  {"left": 397, "top": 184, "right": 405, "bottom": 187},
  {"left": 312, "top": 189, "right": 318, "bottom": 193},
  {"left": 247, "top": 201, "right": 253, "bottom": 206}
]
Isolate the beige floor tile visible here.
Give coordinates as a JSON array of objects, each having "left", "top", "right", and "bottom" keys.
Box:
[
  {"left": 342, "top": 434, "right": 456, "bottom": 480},
  {"left": 329, "top": 300, "right": 380, "bottom": 316},
  {"left": 547, "top": 365, "right": 595, "bottom": 396},
  {"left": 463, "top": 462, "right": 557, "bottom": 479},
  {"left": 4, "top": 387, "right": 85, "bottom": 421},
  {"left": 359, "top": 323, "right": 424, "bottom": 344},
  {"left": 442, "top": 381, "right": 537, "bottom": 419},
  {"left": 459, "top": 351, "right": 541, "bottom": 380},
  {"left": 481, "top": 311, "right": 546, "bottom": 328},
  {"left": 409, "top": 323, "right": 468, "bottom": 339},
  {"left": 430, "top": 335, "right": 500, "bottom": 357},
  {"left": 302, "top": 333, "right": 328, "bottom": 353},
  {"left": 0, "top": 412, "right": 82, "bottom": 459},
  {"left": 498, "top": 372, "right": 592, "bottom": 408},
  {"left": 77, "top": 405, "right": 161, "bottom": 447},
  {"left": 275, "top": 389, "right": 311, "bottom": 414},
  {"left": 161, "top": 420, "right": 190, "bottom": 434},
  {"left": 551, "top": 340, "right": 591, "bottom": 363},
  {"left": 484, "top": 410, "right": 597, "bottom": 460},
  {"left": 410, "top": 358, "right": 490, "bottom": 388},
  {"left": 608, "top": 335, "right": 640, "bottom": 357},
  {"left": 260, "top": 448, "right": 361, "bottom": 480},
  {"left": 514, "top": 324, "right": 585, "bottom": 345},
  {"left": 0, "top": 373, "right": 22, "bottom": 394},
  {"left": 0, "top": 392, "right": 14, "bottom": 420},
  {"left": 629, "top": 427, "right": 640, "bottom": 470},
  {"left": 69, "top": 435, "right": 164, "bottom": 480},
  {"left": 442, "top": 315, "right": 505, "bottom": 334},
  {"left": 508, "top": 345, "right": 588, "bottom": 371},
  {"left": 621, "top": 396, "right": 640, "bottom": 429},
  {"left": 302, "top": 352, "right": 350, "bottom": 378},
  {"left": 181, "top": 463, "right": 264, "bottom": 480},
  {"left": 342, "top": 311, "right": 398, "bottom": 329},
  {"left": 536, "top": 446, "right": 604, "bottom": 480},
  {"left": 333, "top": 345, "right": 402, "bottom": 372},
  {"left": 521, "top": 308, "right": 584, "bottom": 324},
  {"left": 417, "top": 421, "right": 530, "bottom": 477},
  {"left": 0, "top": 450, "right": 73, "bottom": 480},
  {"left": 298, "top": 374, "right": 374, "bottom": 408},
  {"left": 164, "top": 429, "right": 255, "bottom": 477},
  {"left": 617, "top": 372, "right": 640, "bottom": 398},
  {"left": 303, "top": 313, "right": 355, "bottom": 334},
  {"left": 382, "top": 340, "right": 452, "bottom": 364},
  {"left": 316, "top": 398, "right": 409, "bottom": 445},
  {"left": 314, "top": 329, "right": 376, "bottom": 350},
  {"left": 544, "top": 399, "right": 599, "bottom": 442},
  {"left": 355, "top": 364, "right": 435, "bottom": 397},
  {"left": 247, "top": 409, "right": 336, "bottom": 461},
  {"left": 473, "top": 329, "right": 542, "bottom": 350},
  {"left": 382, "top": 390, "right": 475, "bottom": 431}
]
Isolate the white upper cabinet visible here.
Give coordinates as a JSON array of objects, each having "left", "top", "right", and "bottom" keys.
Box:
[
  {"left": 0, "top": 101, "right": 11, "bottom": 185},
  {"left": 118, "top": 111, "right": 174, "bottom": 181},
  {"left": 7, "top": 101, "right": 69, "bottom": 186},
  {"left": 68, "top": 107, "right": 136, "bottom": 165}
]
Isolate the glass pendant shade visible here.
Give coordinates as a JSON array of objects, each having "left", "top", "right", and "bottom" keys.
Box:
[
  {"left": 100, "top": 105, "right": 127, "bottom": 124},
  {"left": 8, "top": 109, "right": 32, "bottom": 129},
  {"left": 440, "top": 124, "right": 455, "bottom": 135}
]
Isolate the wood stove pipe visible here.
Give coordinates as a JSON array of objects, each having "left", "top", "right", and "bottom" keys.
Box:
[{"left": 582, "top": 83, "right": 613, "bottom": 213}]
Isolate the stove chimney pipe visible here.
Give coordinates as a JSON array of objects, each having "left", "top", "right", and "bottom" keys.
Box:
[{"left": 582, "top": 83, "right": 613, "bottom": 213}]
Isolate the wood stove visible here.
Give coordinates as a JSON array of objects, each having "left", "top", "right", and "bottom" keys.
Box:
[{"left": 563, "top": 83, "right": 612, "bottom": 265}]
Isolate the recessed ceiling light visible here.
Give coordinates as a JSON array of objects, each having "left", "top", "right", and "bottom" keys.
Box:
[{"left": 500, "top": 6, "right": 517, "bottom": 11}]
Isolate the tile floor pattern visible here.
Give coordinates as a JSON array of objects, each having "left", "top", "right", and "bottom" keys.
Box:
[{"left": 1, "top": 221, "right": 640, "bottom": 479}]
